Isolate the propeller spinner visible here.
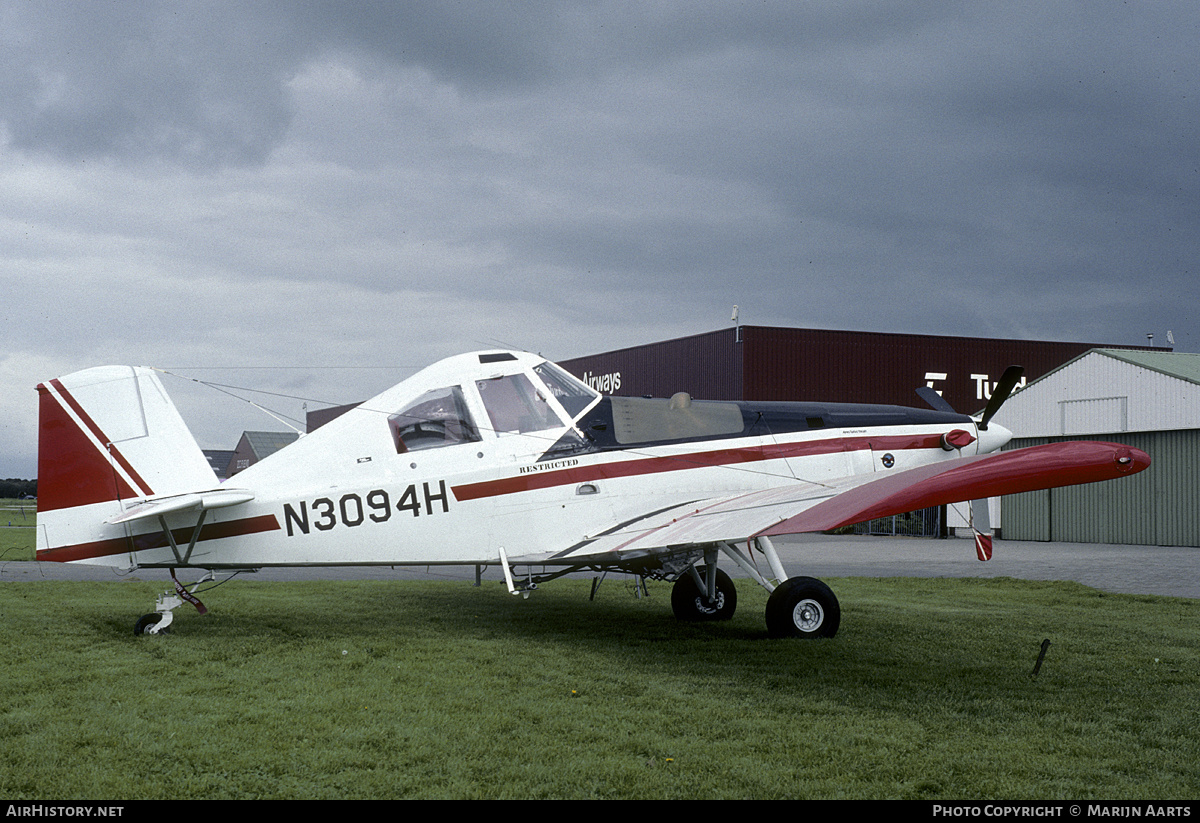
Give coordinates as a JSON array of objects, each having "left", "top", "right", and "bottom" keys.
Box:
[{"left": 915, "top": 365, "right": 1023, "bottom": 454}]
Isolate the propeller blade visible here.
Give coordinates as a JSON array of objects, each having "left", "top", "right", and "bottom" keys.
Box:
[
  {"left": 978, "top": 365, "right": 1024, "bottom": 430},
  {"left": 916, "top": 386, "right": 956, "bottom": 413}
]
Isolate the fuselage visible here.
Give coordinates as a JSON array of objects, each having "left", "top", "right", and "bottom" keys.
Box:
[{"left": 37, "top": 351, "right": 1009, "bottom": 570}]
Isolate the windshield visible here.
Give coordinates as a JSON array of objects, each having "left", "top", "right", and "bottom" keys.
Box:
[
  {"left": 533, "top": 362, "right": 599, "bottom": 419},
  {"left": 476, "top": 373, "right": 565, "bottom": 435}
]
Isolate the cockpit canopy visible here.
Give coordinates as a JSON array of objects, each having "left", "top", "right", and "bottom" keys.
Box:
[
  {"left": 372, "top": 349, "right": 971, "bottom": 460},
  {"left": 386, "top": 355, "right": 600, "bottom": 454},
  {"left": 388, "top": 386, "right": 480, "bottom": 453}
]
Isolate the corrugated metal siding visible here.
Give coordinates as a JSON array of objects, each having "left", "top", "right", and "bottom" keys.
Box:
[
  {"left": 1003, "top": 431, "right": 1200, "bottom": 546},
  {"left": 1004, "top": 489, "right": 1050, "bottom": 541},
  {"left": 1152, "top": 430, "right": 1200, "bottom": 546},
  {"left": 562, "top": 325, "right": 1143, "bottom": 406},
  {"left": 995, "top": 351, "right": 1200, "bottom": 437},
  {"left": 741, "top": 327, "right": 1120, "bottom": 407},
  {"left": 1061, "top": 396, "right": 1127, "bottom": 434},
  {"left": 557, "top": 328, "right": 743, "bottom": 399}
]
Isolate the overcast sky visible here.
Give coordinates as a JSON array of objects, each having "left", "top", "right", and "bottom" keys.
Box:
[{"left": 3, "top": 1, "right": 1198, "bottom": 478}]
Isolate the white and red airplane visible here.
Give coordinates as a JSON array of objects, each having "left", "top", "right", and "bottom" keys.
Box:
[{"left": 35, "top": 350, "right": 1150, "bottom": 637}]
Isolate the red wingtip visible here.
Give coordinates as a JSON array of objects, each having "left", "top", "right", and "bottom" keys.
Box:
[{"left": 1114, "top": 446, "right": 1151, "bottom": 474}]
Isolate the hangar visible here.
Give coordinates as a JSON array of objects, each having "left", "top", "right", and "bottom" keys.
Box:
[
  {"left": 992, "top": 349, "right": 1200, "bottom": 546},
  {"left": 556, "top": 325, "right": 1157, "bottom": 414},
  {"left": 225, "top": 430, "right": 300, "bottom": 478},
  {"left": 204, "top": 432, "right": 301, "bottom": 481},
  {"left": 557, "top": 325, "right": 1168, "bottom": 541}
]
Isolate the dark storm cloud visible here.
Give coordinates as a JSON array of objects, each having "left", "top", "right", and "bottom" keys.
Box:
[
  {"left": 0, "top": 1, "right": 301, "bottom": 166},
  {"left": 0, "top": 2, "right": 955, "bottom": 163},
  {"left": 3, "top": 2, "right": 1200, "bottom": 477},
  {"left": 296, "top": 1, "right": 565, "bottom": 88}
]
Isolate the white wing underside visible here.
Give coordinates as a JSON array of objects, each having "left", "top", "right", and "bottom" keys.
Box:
[
  {"left": 535, "top": 440, "right": 1149, "bottom": 565},
  {"left": 546, "top": 479, "right": 856, "bottom": 562}
]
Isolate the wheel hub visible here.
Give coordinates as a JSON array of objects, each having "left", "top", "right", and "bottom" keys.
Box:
[
  {"left": 694, "top": 592, "right": 725, "bottom": 614},
  {"left": 792, "top": 598, "right": 824, "bottom": 631}
]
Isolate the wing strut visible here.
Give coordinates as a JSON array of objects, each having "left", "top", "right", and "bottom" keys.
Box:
[{"left": 717, "top": 541, "right": 777, "bottom": 592}]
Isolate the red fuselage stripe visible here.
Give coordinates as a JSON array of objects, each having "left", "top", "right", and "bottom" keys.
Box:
[
  {"left": 451, "top": 432, "right": 951, "bottom": 501},
  {"left": 37, "top": 514, "right": 281, "bottom": 563}
]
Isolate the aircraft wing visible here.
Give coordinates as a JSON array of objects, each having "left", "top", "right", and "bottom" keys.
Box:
[{"left": 552, "top": 441, "right": 1148, "bottom": 560}]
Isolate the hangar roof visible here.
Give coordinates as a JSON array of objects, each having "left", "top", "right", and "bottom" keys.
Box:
[
  {"left": 239, "top": 430, "right": 300, "bottom": 460},
  {"left": 994, "top": 348, "right": 1200, "bottom": 437},
  {"left": 1084, "top": 348, "right": 1200, "bottom": 386}
]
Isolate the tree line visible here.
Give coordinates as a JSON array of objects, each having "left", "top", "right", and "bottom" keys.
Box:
[{"left": 0, "top": 479, "right": 37, "bottom": 499}]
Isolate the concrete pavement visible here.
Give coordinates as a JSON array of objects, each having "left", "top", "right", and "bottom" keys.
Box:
[{"left": 4, "top": 533, "right": 1196, "bottom": 598}]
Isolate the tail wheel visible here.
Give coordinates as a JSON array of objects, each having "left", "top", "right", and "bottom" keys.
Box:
[
  {"left": 671, "top": 567, "right": 737, "bottom": 621},
  {"left": 134, "top": 613, "right": 168, "bottom": 636},
  {"left": 766, "top": 577, "right": 840, "bottom": 639}
]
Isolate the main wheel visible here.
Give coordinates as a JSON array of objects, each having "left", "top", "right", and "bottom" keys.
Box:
[
  {"left": 134, "top": 613, "right": 168, "bottom": 636},
  {"left": 766, "top": 577, "right": 840, "bottom": 639},
  {"left": 671, "top": 567, "right": 737, "bottom": 621}
]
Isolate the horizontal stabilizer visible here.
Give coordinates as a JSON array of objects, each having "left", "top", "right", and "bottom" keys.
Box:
[{"left": 104, "top": 489, "right": 255, "bottom": 525}]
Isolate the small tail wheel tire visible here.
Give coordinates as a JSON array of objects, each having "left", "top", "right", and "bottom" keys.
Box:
[
  {"left": 766, "top": 577, "right": 840, "bottom": 639},
  {"left": 671, "top": 567, "right": 737, "bottom": 621},
  {"left": 134, "top": 613, "right": 169, "bottom": 636}
]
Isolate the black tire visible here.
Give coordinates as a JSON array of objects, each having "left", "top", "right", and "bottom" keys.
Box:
[
  {"left": 671, "top": 567, "right": 737, "bottom": 621},
  {"left": 766, "top": 577, "right": 840, "bottom": 639},
  {"left": 134, "top": 613, "right": 168, "bottom": 636}
]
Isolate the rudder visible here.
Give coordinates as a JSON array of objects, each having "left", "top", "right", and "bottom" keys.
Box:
[{"left": 36, "top": 366, "right": 218, "bottom": 561}]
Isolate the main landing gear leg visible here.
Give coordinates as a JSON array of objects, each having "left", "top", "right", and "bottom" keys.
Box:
[
  {"left": 671, "top": 547, "right": 737, "bottom": 621},
  {"left": 134, "top": 571, "right": 212, "bottom": 636},
  {"left": 667, "top": 539, "right": 843, "bottom": 638},
  {"left": 751, "top": 535, "right": 841, "bottom": 639}
]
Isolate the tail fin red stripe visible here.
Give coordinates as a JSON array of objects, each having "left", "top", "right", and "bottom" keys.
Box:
[
  {"left": 49, "top": 378, "right": 154, "bottom": 497},
  {"left": 37, "top": 382, "right": 152, "bottom": 511}
]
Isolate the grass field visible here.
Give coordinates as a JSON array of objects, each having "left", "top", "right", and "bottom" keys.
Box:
[
  {"left": 2, "top": 572, "right": 1197, "bottom": 799},
  {"left": 0, "top": 499, "right": 36, "bottom": 561}
]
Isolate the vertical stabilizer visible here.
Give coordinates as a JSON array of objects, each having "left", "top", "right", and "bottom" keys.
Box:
[{"left": 36, "top": 366, "right": 218, "bottom": 561}]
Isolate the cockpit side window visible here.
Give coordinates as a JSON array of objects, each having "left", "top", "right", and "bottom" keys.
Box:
[
  {"left": 389, "top": 386, "right": 481, "bottom": 453},
  {"left": 609, "top": 395, "right": 745, "bottom": 444},
  {"left": 532, "top": 362, "right": 599, "bottom": 419},
  {"left": 476, "top": 373, "right": 564, "bottom": 435}
]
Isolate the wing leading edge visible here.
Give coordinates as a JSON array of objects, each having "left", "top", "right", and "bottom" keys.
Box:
[{"left": 554, "top": 441, "right": 1149, "bottom": 560}]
